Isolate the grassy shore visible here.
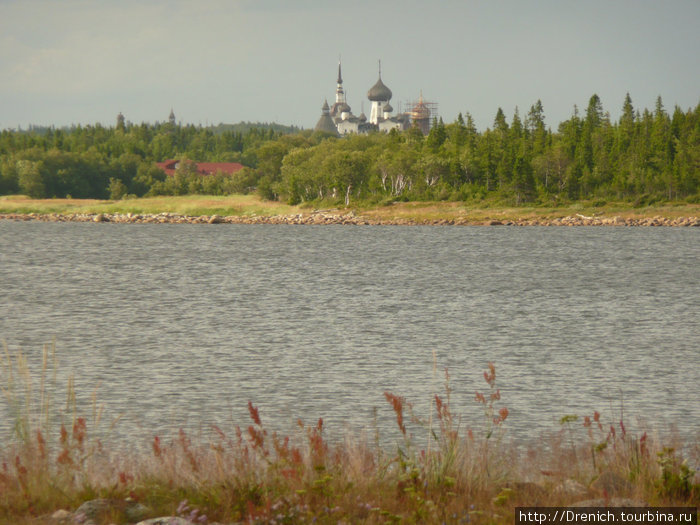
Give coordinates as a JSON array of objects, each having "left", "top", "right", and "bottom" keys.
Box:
[
  {"left": 1, "top": 194, "right": 698, "bottom": 224},
  {"left": 0, "top": 195, "right": 299, "bottom": 219},
  {"left": 1, "top": 348, "right": 697, "bottom": 524}
]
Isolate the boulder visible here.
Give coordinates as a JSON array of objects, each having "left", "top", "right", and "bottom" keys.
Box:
[
  {"left": 553, "top": 479, "right": 589, "bottom": 499},
  {"left": 73, "top": 498, "right": 112, "bottom": 521},
  {"left": 125, "top": 502, "right": 152, "bottom": 522},
  {"left": 50, "top": 509, "right": 72, "bottom": 522},
  {"left": 591, "top": 470, "right": 632, "bottom": 495},
  {"left": 72, "top": 498, "right": 152, "bottom": 524}
]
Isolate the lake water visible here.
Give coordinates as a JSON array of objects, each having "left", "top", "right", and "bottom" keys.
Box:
[{"left": 1, "top": 222, "right": 698, "bottom": 447}]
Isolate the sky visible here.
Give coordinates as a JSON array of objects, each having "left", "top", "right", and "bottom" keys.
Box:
[{"left": 1, "top": 0, "right": 699, "bottom": 132}]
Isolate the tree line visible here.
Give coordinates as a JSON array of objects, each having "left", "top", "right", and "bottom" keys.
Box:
[
  {"left": 1, "top": 94, "right": 698, "bottom": 205},
  {"left": 0, "top": 121, "right": 288, "bottom": 199}
]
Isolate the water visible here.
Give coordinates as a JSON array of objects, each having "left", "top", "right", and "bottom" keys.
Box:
[{"left": 1, "top": 222, "right": 698, "bottom": 446}]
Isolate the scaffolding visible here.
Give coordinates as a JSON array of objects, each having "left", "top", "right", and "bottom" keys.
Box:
[{"left": 403, "top": 93, "right": 439, "bottom": 135}]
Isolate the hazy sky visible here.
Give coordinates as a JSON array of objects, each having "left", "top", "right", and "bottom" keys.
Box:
[{"left": 1, "top": 0, "right": 698, "bottom": 131}]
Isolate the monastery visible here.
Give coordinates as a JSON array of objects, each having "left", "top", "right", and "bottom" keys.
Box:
[{"left": 315, "top": 61, "right": 435, "bottom": 136}]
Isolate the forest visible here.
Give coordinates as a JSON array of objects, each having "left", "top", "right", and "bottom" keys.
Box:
[{"left": 0, "top": 94, "right": 698, "bottom": 206}]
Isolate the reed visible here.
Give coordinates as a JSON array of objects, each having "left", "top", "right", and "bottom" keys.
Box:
[{"left": 0, "top": 348, "right": 697, "bottom": 524}]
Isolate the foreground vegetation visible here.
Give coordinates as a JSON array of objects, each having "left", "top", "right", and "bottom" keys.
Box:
[
  {"left": 1, "top": 94, "right": 698, "bottom": 209},
  {"left": 1, "top": 346, "right": 697, "bottom": 524}
]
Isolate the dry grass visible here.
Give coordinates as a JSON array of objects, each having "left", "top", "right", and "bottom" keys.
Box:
[
  {"left": 1, "top": 347, "right": 698, "bottom": 524},
  {"left": 0, "top": 195, "right": 301, "bottom": 218},
  {"left": 2, "top": 194, "right": 698, "bottom": 223},
  {"left": 358, "top": 200, "right": 700, "bottom": 223}
]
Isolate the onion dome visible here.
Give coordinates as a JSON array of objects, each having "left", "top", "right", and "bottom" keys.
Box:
[
  {"left": 359, "top": 112, "right": 367, "bottom": 122},
  {"left": 330, "top": 101, "right": 352, "bottom": 117},
  {"left": 383, "top": 102, "right": 393, "bottom": 113},
  {"left": 368, "top": 76, "right": 392, "bottom": 101}
]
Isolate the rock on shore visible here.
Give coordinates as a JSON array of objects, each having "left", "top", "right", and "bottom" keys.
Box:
[{"left": 1, "top": 211, "right": 699, "bottom": 227}]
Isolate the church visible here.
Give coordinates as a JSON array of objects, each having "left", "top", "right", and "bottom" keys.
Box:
[{"left": 314, "top": 61, "right": 413, "bottom": 136}]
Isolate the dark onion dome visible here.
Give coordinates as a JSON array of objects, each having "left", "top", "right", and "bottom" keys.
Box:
[
  {"left": 367, "top": 76, "right": 392, "bottom": 101},
  {"left": 330, "top": 101, "right": 351, "bottom": 116},
  {"left": 315, "top": 100, "right": 339, "bottom": 135},
  {"left": 383, "top": 102, "right": 393, "bottom": 113},
  {"left": 359, "top": 112, "right": 367, "bottom": 122}
]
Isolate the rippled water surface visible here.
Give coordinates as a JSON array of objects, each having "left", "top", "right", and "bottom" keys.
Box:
[{"left": 1, "top": 222, "right": 698, "bottom": 444}]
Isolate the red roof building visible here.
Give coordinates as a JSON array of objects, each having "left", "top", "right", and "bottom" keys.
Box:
[{"left": 156, "top": 159, "right": 245, "bottom": 176}]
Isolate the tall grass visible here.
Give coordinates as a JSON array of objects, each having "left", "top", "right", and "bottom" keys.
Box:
[{"left": 0, "top": 348, "right": 697, "bottom": 524}]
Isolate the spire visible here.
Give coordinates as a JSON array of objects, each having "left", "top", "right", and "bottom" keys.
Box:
[{"left": 332, "top": 58, "right": 348, "bottom": 114}]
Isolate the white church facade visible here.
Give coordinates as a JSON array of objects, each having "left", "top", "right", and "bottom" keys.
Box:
[{"left": 315, "top": 61, "right": 412, "bottom": 136}]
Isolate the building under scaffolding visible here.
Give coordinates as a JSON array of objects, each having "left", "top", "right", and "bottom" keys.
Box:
[{"left": 404, "top": 92, "right": 438, "bottom": 135}]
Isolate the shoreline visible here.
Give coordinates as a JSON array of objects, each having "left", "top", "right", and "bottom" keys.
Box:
[{"left": 2, "top": 211, "right": 699, "bottom": 226}]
